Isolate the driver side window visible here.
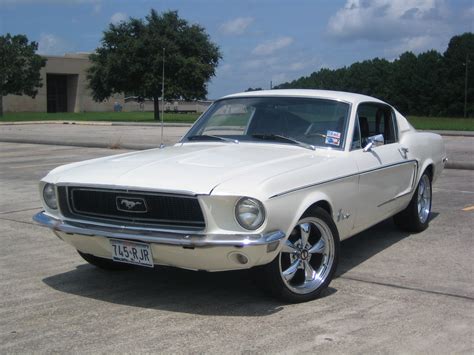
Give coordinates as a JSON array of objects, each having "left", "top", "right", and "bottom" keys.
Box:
[{"left": 352, "top": 103, "right": 398, "bottom": 150}]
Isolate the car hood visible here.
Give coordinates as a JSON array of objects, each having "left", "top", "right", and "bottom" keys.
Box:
[{"left": 46, "top": 143, "right": 337, "bottom": 196}]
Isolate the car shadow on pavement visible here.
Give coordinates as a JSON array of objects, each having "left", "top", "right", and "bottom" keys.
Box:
[
  {"left": 337, "top": 213, "right": 439, "bottom": 276},
  {"left": 43, "top": 263, "right": 290, "bottom": 316},
  {"left": 42, "top": 263, "right": 335, "bottom": 316},
  {"left": 42, "top": 214, "right": 437, "bottom": 315}
]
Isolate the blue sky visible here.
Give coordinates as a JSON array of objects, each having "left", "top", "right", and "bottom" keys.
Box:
[{"left": 1, "top": 0, "right": 473, "bottom": 99}]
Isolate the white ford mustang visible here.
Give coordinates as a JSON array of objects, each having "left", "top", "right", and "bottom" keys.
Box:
[{"left": 34, "top": 89, "right": 447, "bottom": 302}]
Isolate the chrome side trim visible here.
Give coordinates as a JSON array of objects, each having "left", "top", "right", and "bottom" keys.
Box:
[
  {"left": 33, "top": 212, "right": 285, "bottom": 248},
  {"left": 269, "top": 159, "right": 418, "bottom": 199},
  {"left": 377, "top": 190, "right": 413, "bottom": 208},
  {"left": 410, "top": 162, "right": 418, "bottom": 190}
]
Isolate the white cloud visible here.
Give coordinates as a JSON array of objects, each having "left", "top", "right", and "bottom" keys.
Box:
[
  {"left": 238, "top": 51, "right": 321, "bottom": 90},
  {"left": 242, "top": 57, "right": 278, "bottom": 70},
  {"left": 110, "top": 12, "right": 127, "bottom": 25},
  {"left": 242, "top": 56, "right": 316, "bottom": 72},
  {"left": 219, "top": 17, "right": 254, "bottom": 35},
  {"left": 37, "top": 33, "right": 72, "bottom": 55},
  {"left": 385, "top": 35, "right": 447, "bottom": 57},
  {"left": 252, "top": 36, "right": 294, "bottom": 56},
  {"left": 288, "top": 61, "right": 308, "bottom": 71},
  {"left": 327, "top": 0, "right": 449, "bottom": 41},
  {"left": 398, "top": 36, "right": 438, "bottom": 52}
]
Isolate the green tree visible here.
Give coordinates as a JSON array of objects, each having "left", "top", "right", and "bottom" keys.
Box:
[
  {"left": 0, "top": 33, "right": 46, "bottom": 117},
  {"left": 275, "top": 33, "right": 473, "bottom": 117},
  {"left": 442, "top": 33, "right": 474, "bottom": 117},
  {"left": 413, "top": 50, "right": 444, "bottom": 115},
  {"left": 88, "top": 9, "right": 221, "bottom": 120},
  {"left": 388, "top": 51, "right": 419, "bottom": 114}
]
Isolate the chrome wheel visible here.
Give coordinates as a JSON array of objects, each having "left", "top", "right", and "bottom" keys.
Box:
[
  {"left": 279, "top": 217, "right": 335, "bottom": 294},
  {"left": 417, "top": 174, "right": 431, "bottom": 224}
]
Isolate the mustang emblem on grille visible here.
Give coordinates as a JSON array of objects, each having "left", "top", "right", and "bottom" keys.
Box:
[
  {"left": 116, "top": 197, "right": 148, "bottom": 213},
  {"left": 121, "top": 200, "right": 142, "bottom": 209}
]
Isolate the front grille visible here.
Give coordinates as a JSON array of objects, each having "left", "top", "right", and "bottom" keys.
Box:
[{"left": 57, "top": 186, "right": 205, "bottom": 229}]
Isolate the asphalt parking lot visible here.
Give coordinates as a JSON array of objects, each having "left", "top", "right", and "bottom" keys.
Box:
[{"left": 0, "top": 142, "right": 473, "bottom": 353}]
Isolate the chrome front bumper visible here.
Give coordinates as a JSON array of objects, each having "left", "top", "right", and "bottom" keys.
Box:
[{"left": 33, "top": 212, "right": 285, "bottom": 271}]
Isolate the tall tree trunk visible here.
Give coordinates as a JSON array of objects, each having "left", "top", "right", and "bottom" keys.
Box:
[
  {"left": 0, "top": 94, "right": 3, "bottom": 117},
  {"left": 153, "top": 95, "right": 160, "bottom": 121}
]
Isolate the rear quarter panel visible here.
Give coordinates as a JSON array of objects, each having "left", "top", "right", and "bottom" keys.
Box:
[{"left": 400, "top": 131, "right": 446, "bottom": 183}]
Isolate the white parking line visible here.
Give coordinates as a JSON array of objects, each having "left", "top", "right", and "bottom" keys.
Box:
[
  {"left": 433, "top": 188, "right": 474, "bottom": 194},
  {"left": 0, "top": 207, "right": 41, "bottom": 215}
]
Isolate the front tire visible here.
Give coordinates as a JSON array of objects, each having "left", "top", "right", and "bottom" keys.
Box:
[
  {"left": 394, "top": 171, "right": 432, "bottom": 232},
  {"left": 78, "top": 251, "right": 132, "bottom": 271},
  {"left": 261, "top": 207, "right": 340, "bottom": 303}
]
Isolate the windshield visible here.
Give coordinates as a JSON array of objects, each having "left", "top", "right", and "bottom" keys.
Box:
[{"left": 183, "top": 97, "right": 351, "bottom": 149}]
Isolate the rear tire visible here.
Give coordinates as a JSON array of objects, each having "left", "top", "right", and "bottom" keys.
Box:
[
  {"left": 78, "top": 251, "right": 132, "bottom": 271},
  {"left": 260, "top": 207, "right": 340, "bottom": 303},
  {"left": 394, "top": 171, "right": 432, "bottom": 232}
]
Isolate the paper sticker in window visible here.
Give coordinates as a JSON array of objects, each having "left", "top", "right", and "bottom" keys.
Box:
[{"left": 325, "top": 131, "right": 341, "bottom": 146}]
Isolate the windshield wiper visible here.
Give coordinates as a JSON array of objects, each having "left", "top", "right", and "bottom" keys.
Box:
[
  {"left": 251, "top": 134, "right": 315, "bottom": 151},
  {"left": 187, "top": 135, "right": 239, "bottom": 144}
]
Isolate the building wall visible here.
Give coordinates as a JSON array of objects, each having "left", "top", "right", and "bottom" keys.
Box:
[
  {"left": 3, "top": 53, "right": 213, "bottom": 114},
  {"left": 122, "top": 99, "right": 212, "bottom": 113},
  {"left": 4, "top": 53, "right": 124, "bottom": 113}
]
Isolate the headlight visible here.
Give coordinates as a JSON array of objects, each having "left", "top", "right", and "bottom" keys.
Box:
[
  {"left": 235, "top": 197, "right": 265, "bottom": 230},
  {"left": 43, "top": 183, "right": 58, "bottom": 210}
]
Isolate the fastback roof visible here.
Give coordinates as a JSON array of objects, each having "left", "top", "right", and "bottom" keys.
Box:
[{"left": 222, "top": 89, "right": 386, "bottom": 105}]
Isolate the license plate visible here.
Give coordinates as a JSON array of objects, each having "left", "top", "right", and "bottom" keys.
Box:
[{"left": 110, "top": 239, "right": 154, "bottom": 268}]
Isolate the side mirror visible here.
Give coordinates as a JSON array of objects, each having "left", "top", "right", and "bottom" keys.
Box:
[{"left": 363, "top": 134, "right": 384, "bottom": 152}]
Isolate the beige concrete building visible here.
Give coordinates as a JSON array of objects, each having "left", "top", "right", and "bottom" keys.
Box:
[
  {"left": 4, "top": 53, "right": 212, "bottom": 114},
  {"left": 4, "top": 53, "right": 120, "bottom": 113}
]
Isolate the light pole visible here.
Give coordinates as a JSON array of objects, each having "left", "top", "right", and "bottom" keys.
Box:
[
  {"left": 160, "top": 47, "right": 165, "bottom": 148},
  {"left": 464, "top": 54, "right": 469, "bottom": 118}
]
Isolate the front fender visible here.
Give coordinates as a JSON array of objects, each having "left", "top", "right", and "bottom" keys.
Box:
[{"left": 264, "top": 174, "right": 359, "bottom": 241}]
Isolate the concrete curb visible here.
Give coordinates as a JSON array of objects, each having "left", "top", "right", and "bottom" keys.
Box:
[
  {"left": 445, "top": 161, "right": 474, "bottom": 170},
  {"left": 111, "top": 122, "right": 192, "bottom": 127},
  {"left": 0, "top": 121, "right": 193, "bottom": 127},
  {"left": 1, "top": 137, "right": 473, "bottom": 170},
  {"left": 0, "top": 121, "right": 112, "bottom": 126},
  {"left": 420, "top": 130, "right": 474, "bottom": 137},
  {"left": 0, "top": 138, "right": 156, "bottom": 151},
  {"left": 0, "top": 121, "right": 472, "bottom": 134}
]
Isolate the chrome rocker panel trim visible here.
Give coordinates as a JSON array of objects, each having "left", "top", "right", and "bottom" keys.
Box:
[{"left": 33, "top": 211, "right": 285, "bottom": 248}]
